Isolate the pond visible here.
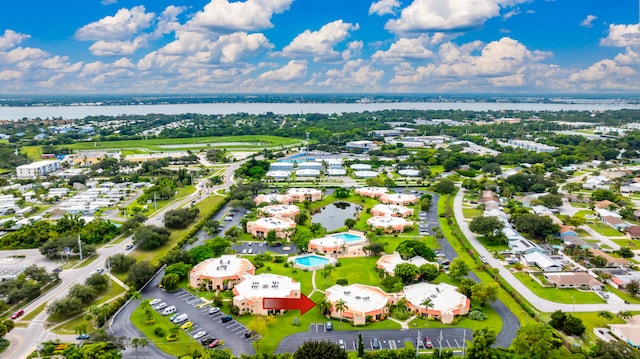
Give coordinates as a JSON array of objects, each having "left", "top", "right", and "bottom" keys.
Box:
[{"left": 311, "top": 202, "right": 362, "bottom": 231}]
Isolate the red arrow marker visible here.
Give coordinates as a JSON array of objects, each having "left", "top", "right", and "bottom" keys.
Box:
[{"left": 263, "top": 294, "right": 316, "bottom": 315}]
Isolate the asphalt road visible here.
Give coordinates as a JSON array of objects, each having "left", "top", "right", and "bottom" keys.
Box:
[{"left": 276, "top": 327, "right": 472, "bottom": 353}]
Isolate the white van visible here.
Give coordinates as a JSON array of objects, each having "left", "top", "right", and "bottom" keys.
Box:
[
  {"left": 172, "top": 313, "right": 188, "bottom": 324},
  {"left": 161, "top": 306, "right": 176, "bottom": 316}
]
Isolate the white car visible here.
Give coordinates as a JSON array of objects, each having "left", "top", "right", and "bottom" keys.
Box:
[
  {"left": 149, "top": 298, "right": 161, "bottom": 306},
  {"left": 208, "top": 307, "right": 220, "bottom": 315},
  {"left": 192, "top": 331, "right": 207, "bottom": 339}
]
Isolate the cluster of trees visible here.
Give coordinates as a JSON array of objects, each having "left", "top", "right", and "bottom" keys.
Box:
[
  {"left": 165, "top": 207, "right": 199, "bottom": 229},
  {"left": 549, "top": 310, "right": 586, "bottom": 336},
  {"left": 161, "top": 262, "right": 193, "bottom": 291},
  {"left": 229, "top": 182, "right": 267, "bottom": 209},
  {"left": 235, "top": 158, "right": 270, "bottom": 180},
  {"left": 133, "top": 225, "right": 171, "bottom": 250},
  {"left": 395, "top": 240, "right": 436, "bottom": 261},
  {"left": 1, "top": 214, "right": 119, "bottom": 251},
  {"left": 47, "top": 273, "right": 109, "bottom": 320},
  {"left": 0, "top": 266, "right": 54, "bottom": 307},
  {"left": 206, "top": 148, "right": 228, "bottom": 163},
  {"left": 393, "top": 262, "right": 440, "bottom": 284},
  {"left": 457, "top": 278, "right": 500, "bottom": 307},
  {"left": 106, "top": 253, "right": 158, "bottom": 289}
]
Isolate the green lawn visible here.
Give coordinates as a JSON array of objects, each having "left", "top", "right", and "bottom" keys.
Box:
[
  {"left": 316, "top": 257, "right": 382, "bottom": 291},
  {"left": 587, "top": 222, "right": 623, "bottom": 237},
  {"left": 376, "top": 234, "right": 438, "bottom": 255},
  {"left": 408, "top": 304, "right": 502, "bottom": 335},
  {"left": 512, "top": 272, "right": 605, "bottom": 304},
  {"left": 130, "top": 303, "right": 204, "bottom": 357},
  {"left": 567, "top": 312, "right": 627, "bottom": 346},
  {"left": 462, "top": 207, "right": 483, "bottom": 219},
  {"left": 613, "top": 239, "right": 640, "bottom": 249}
]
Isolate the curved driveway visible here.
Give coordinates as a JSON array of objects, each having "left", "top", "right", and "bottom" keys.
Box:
[{"left": 453, "top": 187, "right": 640, "bottom": 313}]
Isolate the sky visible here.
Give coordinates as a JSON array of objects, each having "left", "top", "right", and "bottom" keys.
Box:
[{"left": 0, "top": 0, "right": 639, "bottom": 95}]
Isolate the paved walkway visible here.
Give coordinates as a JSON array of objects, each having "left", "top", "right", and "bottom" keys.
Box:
[
  {"left": 453, "top": 187, "right": 640, "bottom": 313},
  {"left": 579, "top": 225, "right": 622, "bottom": 251}
]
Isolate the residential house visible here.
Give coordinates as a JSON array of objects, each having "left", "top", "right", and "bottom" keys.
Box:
[
  {"left": 543, "top": 272, "right": 603, "bottom": 290},
  {"left": 624, "top": 225, "right": 640, "bottom": 239},
  {"left": 523, "top": 252, "right": 563, "bottom": 272},
  {"left": 588, "top": 248, "right": 629, "bottom": 268}
]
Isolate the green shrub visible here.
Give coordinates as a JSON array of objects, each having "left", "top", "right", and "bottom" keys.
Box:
[
  {"left": 154, "top": 327, "right": 166, "bottom": 337},
  {"left": 468, "top": 310, "right": 487, "bottom": 321}
]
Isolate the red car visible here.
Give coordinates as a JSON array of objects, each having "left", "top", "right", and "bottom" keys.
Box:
[
  {"left": 208, "top": 339, "right": 222, "bottom": 348},
  {"left": 10, "top": 310, "right": 24, "bottom": 319}
]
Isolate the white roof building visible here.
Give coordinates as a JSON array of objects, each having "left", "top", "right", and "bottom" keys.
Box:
[
  {"left": 298, "top": 161, "right": 323, "bottom": 169},
  {"left": 355, "top": 187, "right": 389, "bottom": 198},
  {"left": 353, "top": 170, "right": 379, "bottom": 178},
  {"left": 258, "top": 205, "right": 300, "bottom": 219},
  {"left": 326, "top": 168, "right": 347, "bottom": 176},
  {"left": 370, "top": 204, "right": 413, "bottom": 217},
  {"left": 380, "top": 193, "right": 418, "bottom": 205},
  {"left": 402, "top": 282, "right": 470, "bottom": 324},
  {"left": 189, "top": 255, "right": 256, "bottom": 291},
  {"left": 295, "top": 169, "right": 320, "bottom": 177},
  {"left": 325, "top": 284, "right": 397, "bottom": 325},
  {"left": 246, "top": 217, "right": 297, "bottom": 239},
  {"left": 254, "top": 193, "right": 293, "bottom": 205},
  {"left": 367, "top": 216, "right": 413, "bottom": 232},
  {"left": 523, "top": 252, "right": 563, "bottom": 272},
  {"left": 398, "top": 169, "right": 421, "bottom": 177},
  {"left": 265, "top": 170, "right": 291, "bottom": 179},
  {"left": 269, "top": 162, "right": 295, "bottom": 171},
  {"left": 233, "top": 273, "right": 300, "bottom": 315},
  {"left": 16, "top": 160, "right": 61, "bottom": 179}
]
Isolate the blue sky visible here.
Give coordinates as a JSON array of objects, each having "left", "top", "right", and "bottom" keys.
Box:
[{"left": 0, "top": 0, "right": 639, "bottom": 94}]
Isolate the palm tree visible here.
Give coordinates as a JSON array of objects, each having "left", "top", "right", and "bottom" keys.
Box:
[
  {"left": 74, "top": 323, "right": 87, "bottom": 336},
  {"left": 138, "top": 338, "right": 149, "bottom": 359},
  {"left": 130, "top": 338, "right": 140, "bottom": 359},
  {"left": 421, "top": 298, "right": 434, "bottom": 318},
  {"left": 617, "top": 310, "right": 633, "bottom": 321},
  {"left": 334, "top": 299, "right": 348, "bottom": 327},
  {"left": 322, "top": 265, "right": 334, "bottom": 285},
  {"left": 598, "top": 311, "right": 615, "bottom": 322},
  {"left": 317, "top": 299, "right": 331, "bottom": 316}
]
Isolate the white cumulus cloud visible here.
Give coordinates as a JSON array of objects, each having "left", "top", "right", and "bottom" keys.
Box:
[
  {"left": 75, "top": 5, "right": 155, "bottom": 41},
  {"left": 281, "top": 20, "right": 359, "bottom": 62},
  {"left": 89, "top": 38, "right": 147, "bottom": 56},
  {"left": 369, "top": 0, "right": 401, "bottom": 16},
  {"left": 0, "top": 30, "right": 30, "bottom": 51},
  {"left": 190, "top": 0, "right": 293, "bottom": 32},
  {"left": 372, "top": 33, "right": 450, "bottom": 63},
  {"left": 600, "top": 24, "right": 640, "bottom": 47},
  {"left": 385, "top": 0, "right": 527, "bottom": 33},
  {"left": 259, "top": 60, "right": 307, "bottom": 81}
]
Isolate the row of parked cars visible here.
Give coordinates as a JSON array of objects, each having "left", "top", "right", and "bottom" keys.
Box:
[{"left": 149, "top": 298, "right": 229, "bottom": 348}]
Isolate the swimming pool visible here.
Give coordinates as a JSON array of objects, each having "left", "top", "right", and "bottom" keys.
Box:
[
  {"left": 331, "top": 233, "right": 362, "bottom": 243},
  {"left": 294, "top": 255, "right": 330, "bottom": 267}
]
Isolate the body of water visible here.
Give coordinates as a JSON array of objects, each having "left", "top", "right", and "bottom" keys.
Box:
[
  {"left": 2, "top": 101, "right": 640, "bottom": 120},
  {"left": 294, "top": 254, "right": 330, "bottom": 268},
  {"left": 311, "top": 202, "right": 361, "bottom": 232}
]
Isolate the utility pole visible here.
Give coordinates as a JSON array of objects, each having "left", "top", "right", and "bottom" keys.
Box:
[
  {"left": 462, "top": 330, "right": 466, "bottom": 357},
  {"left": 154, "top": 192, "right": 157, "bottom": 210},
  {"left": 77, "top": 234, "right": 83, "bottom": 261},
  {"left": 439, "top": 330, "right": 443, "bottom": 357},
  {"left": 416, "top": 331, "right": 420, "bottom": 358}
]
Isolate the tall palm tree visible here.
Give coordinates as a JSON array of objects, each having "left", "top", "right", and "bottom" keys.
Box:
[
  {"left": 130, "top": 338, "right": 140, "bottom": 359},
  {"left": 421, "top": 297, "right": 434, "bottom": 318},
  {"left": 335, "top": 299, "right": 348, "bottom": 327},
  {"left": 138, "top": 338, "right": 149, "bottom": 359},
  {"left": 317, "top": 298, "right": 331, "bottom": 316}
]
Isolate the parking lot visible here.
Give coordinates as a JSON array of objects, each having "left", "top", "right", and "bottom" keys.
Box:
[{"left": 161, "top": 289, "right": 253, "bottom": 349}]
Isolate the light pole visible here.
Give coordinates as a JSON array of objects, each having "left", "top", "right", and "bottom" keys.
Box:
[{"left": 571, "top": 295, "right": 576, "bottom": 313}]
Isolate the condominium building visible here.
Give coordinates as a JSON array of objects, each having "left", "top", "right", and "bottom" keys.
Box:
[{"left": 16, "top": 160, "right": 61, "bottom": 179}]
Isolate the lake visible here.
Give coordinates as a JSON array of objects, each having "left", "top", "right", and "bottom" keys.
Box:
[
  {"left": 311, "top": 202, "right": 362, "bottom": 232},
  {"left": 2, "top": 101, "right": 640, "bottom": 120}
]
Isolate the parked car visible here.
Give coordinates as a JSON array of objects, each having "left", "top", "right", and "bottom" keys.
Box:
[
  {"left": 208, "top": 339, "right": 222, "bottom": 348},
  {"left": 424, "top": 337, "right": 433, "bottom": 349},
  {"left": 326, "top": 322, "right": 333, "bottom": 331},
  {"left": 248, "top": 248, "right": 253, "bottom": 254},
  {"left": 241, "top": 249, "right": 248, "bottom": 254},
  {"left": 372, "top": 338, "right": 381, "bottom": 349},
  {"left": 208, "top": 307, "right": 220, "bottom": 315},
  {"left": 180, "top": 321, "right": 193, "bottom": 330},
  {"left": 149, "top": 298, "right": 161, "bottom": 306},
  {"left": 192, "top": 331, "right": 207, "bottom": 339},
  {"left": 338, "top": 339, "right": 345, "bottom": 350},
  {"left": 161, "top": 306, "right": 176, "bottom": 316},
  {"left": 244, "top": 331, "right": 255, "bottom": 338},
  {"left": 169, "top": 313, "right": 181, "bottom": 322},
  {"left": 221, "top": 315, "right": 233, "bottom": 323},
  {"left": 76, "top": 334, "right": 89, "bottom": 340},
  {"left": 201, "top": 337, "right": 215, "bottom": 345},
  {"left": 154, "top": 302, "right": 167, "bottom": 311},
  {"left": 10, "top": 310, "right": 24, "bottom": 320},
  {"left": 172, "top": 314, "right": 188, "bottom": 324},
  {"left": 125, "top": 244, "right": 134, "bottom": 250}
]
